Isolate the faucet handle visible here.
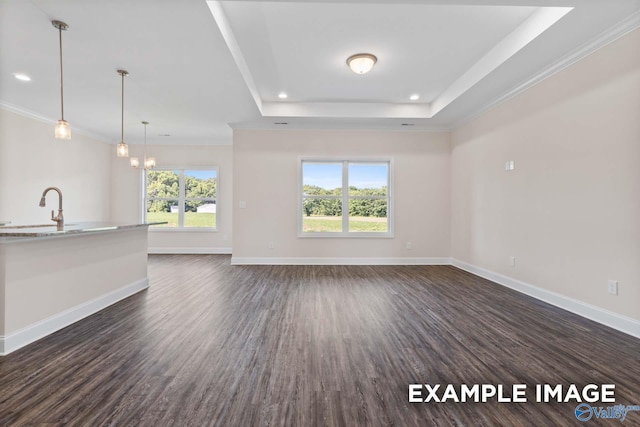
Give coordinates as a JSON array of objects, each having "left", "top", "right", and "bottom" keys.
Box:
[{"left": 51, "top": 210, "right": 55, "bottom": 221}]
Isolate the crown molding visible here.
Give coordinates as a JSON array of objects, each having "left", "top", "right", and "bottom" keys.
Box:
[
  {"left": 0, "top": 101, "right": 110, "bottom": 144},
  {"left": 229, "top": 121, "right": 451, "bottom": 132},
  {"left": 453, "top": 9, "right": 640, "bottom": 130}
]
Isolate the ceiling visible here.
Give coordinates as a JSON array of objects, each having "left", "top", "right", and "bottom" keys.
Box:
[{"left": 1, "top": 0, "right": 639, "bottom": 145}]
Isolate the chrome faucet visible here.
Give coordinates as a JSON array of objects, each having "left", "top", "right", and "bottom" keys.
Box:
[{"left": 39, "top": 187, "right": 64, "bottom": 231}]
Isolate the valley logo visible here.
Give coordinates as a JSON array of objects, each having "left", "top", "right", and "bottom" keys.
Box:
[{"left": 575, "top": 403, "right": 640, "bottom": 422}]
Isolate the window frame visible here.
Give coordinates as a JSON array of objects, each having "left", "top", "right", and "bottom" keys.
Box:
[
  {"left": 143, "top": 166, "right": 219, "bottom": 232},
  {"left": 298, "top": 158, "right": 394, "bottom": 238}
]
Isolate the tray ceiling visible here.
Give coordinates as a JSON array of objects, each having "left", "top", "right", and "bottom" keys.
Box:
[{"left": 1, "top": 0, "right": 639, "bottom": 143}]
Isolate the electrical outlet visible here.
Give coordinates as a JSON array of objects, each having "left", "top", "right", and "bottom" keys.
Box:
[
  {"left": 607, "top": 280, "right": 618, "bottom": 295},
  {"left": 509, "top": 256, "right": 516, "bottom": 267},
  {"left": 268, "top": 241, "right": 275, "bottom": 249},
  {"left": 505, "top": 160, "right": 515, "bottom": 171},
  {"left": 406, "top": 242, "right": 412, "bottom": 250},
  {"left": 239, "top": 201, "right": 247, "bottom": 209}
]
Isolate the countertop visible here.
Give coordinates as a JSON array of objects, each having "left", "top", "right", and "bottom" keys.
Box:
[{"left": 0, "top": 222, "right": 166, "bottom": 242}]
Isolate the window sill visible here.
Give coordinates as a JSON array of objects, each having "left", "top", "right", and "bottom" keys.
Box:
[
  {"left": 298, "top": 232, "right": 394, "bottom": 239},
  {"left": 149, "top": 227, "right": 218, "bottom": 233}
]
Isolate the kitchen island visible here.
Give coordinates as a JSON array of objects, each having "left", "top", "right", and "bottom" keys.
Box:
[{"left": 0, "top": 222, "right": 162, "bottom": 355}]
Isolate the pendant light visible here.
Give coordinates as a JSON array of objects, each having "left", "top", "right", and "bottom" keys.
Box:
[
  {"left": 116, "top": 69, "right": 129, "bottom": 157},
  {"left": 131, "top": 121, "right": 156, "bottom": 170},
  {"left": 52, "top": 20, "right": 71, "bottom": 139}
]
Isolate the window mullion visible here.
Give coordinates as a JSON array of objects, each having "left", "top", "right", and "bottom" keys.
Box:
[
  {"left": 143, "top": 170, "right": 148, "bottom": 223},
  {"left": 342, "top": 161, "right": 349, "bottom": 234},
  {"left": 179, "top": 170, "right": 185, "bottom": 227}
]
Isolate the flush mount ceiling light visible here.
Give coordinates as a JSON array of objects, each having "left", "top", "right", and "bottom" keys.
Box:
[
  {"left": 278, "top": 92, "right": 288, "bottom": 99},
  {"left": 410, "top": 94, "right": 420, "bottom": 101},
  {"left": 116, "top": 69, "right": 129, "bottom": 157},
  {"left": 52, "top": 20, "right": 70, "bottom": 140},
  {"left": 131, "top": 121, "right": 156, "bottom": 170},
  {"left": 14, "top": 73, "right": 31, "bottom": 82},
  {"left": 347, "top": 53, "right": 377, "bottom": 74}
]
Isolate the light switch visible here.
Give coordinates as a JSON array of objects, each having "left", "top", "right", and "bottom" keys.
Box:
[{"left": 505, "top": 160, "right": 515, "bottom": 171}]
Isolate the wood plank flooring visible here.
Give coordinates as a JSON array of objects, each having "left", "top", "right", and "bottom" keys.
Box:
[{"left": 0, "top": 255, "right": 638, "bottom": 426}]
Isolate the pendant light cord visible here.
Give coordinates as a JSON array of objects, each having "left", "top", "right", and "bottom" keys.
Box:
[
  {"left": 58, "top": 27, "right": 64, "bottom": 121},
  {"left": 121, "top": 72, "right": 125, "bottom": 142},
  {"left": 144, "top": 122, "right": 147, "bottom": 160}
]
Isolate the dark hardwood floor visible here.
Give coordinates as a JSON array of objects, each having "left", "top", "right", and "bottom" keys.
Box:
[{"left": 1, "top": 255, "right": 638, "bottom": 426}]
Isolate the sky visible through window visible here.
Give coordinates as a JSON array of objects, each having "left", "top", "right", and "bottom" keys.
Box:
[
  {"left": 304, "top": 163, "right": 387, "bottom": 190},
  {"left": 185, "top": 170, "right": 216, "bottom": 180}
]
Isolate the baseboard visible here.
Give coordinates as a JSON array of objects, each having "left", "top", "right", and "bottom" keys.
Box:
[
  {"left": 231, "top": 257, "right": 451, "bottom": 265},
  {"left": 451, "top": 259, "right": 640, "bottom": 339},
  {"left": 148, "top": 247, "right": 232, "bottom": 254},
  {"left": 0, "top": 278, "right": 149, "bottom": 356}
]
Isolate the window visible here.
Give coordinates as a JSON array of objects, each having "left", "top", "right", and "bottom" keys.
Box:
[
  {"left": 300, "top": 160, "right": 392, "bottom": 237},
  {"left": 145, "top": 169, "right": 217, "bottom": 229}
]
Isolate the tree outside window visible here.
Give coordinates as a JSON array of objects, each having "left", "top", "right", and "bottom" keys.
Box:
[
  {"left": 145, "top": 169, "right": 217, "bottom": 229},
  {"left": 301, "top": 161, "right": 391, "bottom": 236}
]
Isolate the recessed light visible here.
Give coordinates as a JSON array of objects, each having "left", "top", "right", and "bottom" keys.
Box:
[
  {"left": 410, "top": 94, "right": 420, "bottom": 101},
  {"left": 278, "top": 92, "right": 288, "bottom": 99},
  {"left": 14, "top": 73, "right": 31, "bottom": 82},
  {"left": 401, "top": 123, "right": 414, "bottom": 126},
  {"left": 274, "top": 122, "right": 288, "bottom": 125}
]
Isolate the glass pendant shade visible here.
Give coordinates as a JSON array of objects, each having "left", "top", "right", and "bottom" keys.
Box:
[
  {"left": 129, "top": 121, "right": 156, "bottom": 170},
  {"left": 117, "top": 141, "right": 129, "bottom": 157},
  {"left": 129, "top": 122, "right": 156, "bottom": 170},
  {"left": 54, "top": 119, "right": 71, "bottom": 140},
  {"left": 144, "top": 157, "right": 156, "bottom": 170}
]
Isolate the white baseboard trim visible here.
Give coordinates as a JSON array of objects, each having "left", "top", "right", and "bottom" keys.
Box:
[
  {"left": 451, "top": 259, "right": 640, "bottom": 339},
  {"left": 148, "top": 247, "right": 232, "bottom": 255},
  {"left": 231, "top": 257, "right": 451, "bottom": 266},
  {"left": 0, "top": 278, "right": 149, "bottom": 356}
]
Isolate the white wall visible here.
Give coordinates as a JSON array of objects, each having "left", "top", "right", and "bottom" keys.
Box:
[
  {"left": 232, "top": 129, "right": 451, "bottom": 263},
  {"left": 451, "top": 28, "right": 640, "bottom": 323},
  {"left": 110, "top": 143, "right": 233, "bottom": 253},
  {"left": 0, "top": 109, "right": 111, "bottom": 224}
]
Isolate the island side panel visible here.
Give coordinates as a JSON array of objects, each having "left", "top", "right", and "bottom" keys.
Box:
[
  {"left": 0, "top": 246, "right": 5, "bottom": 337},
  {"left": 3, "top": 227, "right": 149, "bottom": 342}
]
